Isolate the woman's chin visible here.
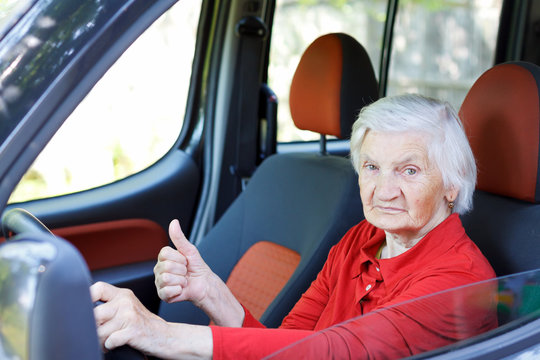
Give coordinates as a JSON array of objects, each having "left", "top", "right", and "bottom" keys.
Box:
[{"left": 366, "top": 214, "right": 408, "bottom": 233}]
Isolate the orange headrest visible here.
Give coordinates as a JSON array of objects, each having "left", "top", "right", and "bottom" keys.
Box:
[
  {"left": 289, "top": 33, "right": 378, "bottom": 139},
  {"left": 460, "top": 62, "right": 540, "bottom": 202}
]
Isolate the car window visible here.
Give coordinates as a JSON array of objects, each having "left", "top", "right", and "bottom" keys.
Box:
[
  {"left": 8, "top": 0, "right": 202, "bottom": 203},
  {"left": 269, "top": 0, "right": 388, "bottom": 142},
  {"left": 387, "top": 0, "right": 503, "bottom": 110},
  {"left": 266, "top": 270, "right": 540, "bottom": 359},
  {"left": 0, "top": 0, "right": 33, "bottom": 38}
]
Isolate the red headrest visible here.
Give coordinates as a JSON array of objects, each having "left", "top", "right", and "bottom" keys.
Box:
[
  {"left": 460, "top": 62, "right": 540, "bottom": 202},
  {"left": 289, "top": 33, "right": 378, "bottom": 139}
]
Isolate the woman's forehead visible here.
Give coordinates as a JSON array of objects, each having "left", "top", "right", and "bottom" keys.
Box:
[
  {"left": 359, "top": 131, "right": 433, "bottom": 165},
  {"left": 361, "top": 130, "right": 430, "bottom": 149}
]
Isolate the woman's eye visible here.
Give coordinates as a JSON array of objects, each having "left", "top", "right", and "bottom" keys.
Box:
[
  {"left": 365, "top": 164, "right": 377, "bottom": 171},
  {"left": 404, "top": 168, "right": 417, "bottom": 175}
]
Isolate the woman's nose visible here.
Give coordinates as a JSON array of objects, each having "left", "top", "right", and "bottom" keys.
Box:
[{"left": 375, "top": 171, "right": 401, "bottom": 200}]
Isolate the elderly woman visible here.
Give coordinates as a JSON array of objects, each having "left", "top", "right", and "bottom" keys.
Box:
[{"left": 91, "top": 94, "right": 495, "bottom": 359}]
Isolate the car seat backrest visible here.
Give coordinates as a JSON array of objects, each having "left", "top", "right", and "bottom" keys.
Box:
[
  {"left": 290, "top": 33, "right": 379, "bottom": 138},
  {"left": 159, "top": 33, "right": 377, "bottom": 327},
  {"left": 459, "top": 61, "right": 540, "bottom": 276}
]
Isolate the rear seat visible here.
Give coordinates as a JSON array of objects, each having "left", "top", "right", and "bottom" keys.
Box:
[{"left": 459, "top": 61, "right": 540, "bottom": 276}]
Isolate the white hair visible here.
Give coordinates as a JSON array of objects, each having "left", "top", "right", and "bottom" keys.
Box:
[{"left": 350, "top": 94, "right": 477, "bottom": 214}]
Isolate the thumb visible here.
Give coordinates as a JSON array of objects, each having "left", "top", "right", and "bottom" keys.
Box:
[{"left": 168, "top": 219, "right": 197, "bottom": 257}]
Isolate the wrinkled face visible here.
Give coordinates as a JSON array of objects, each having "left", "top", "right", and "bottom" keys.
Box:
[{"left": 358, "top": 130, "right": 456, "bottom": 242}]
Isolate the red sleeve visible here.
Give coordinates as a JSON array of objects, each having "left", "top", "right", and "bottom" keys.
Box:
[
  {"left": 241, "top": 305, "right": 266, "bottom": 328},
  {"left": 211, "top": 291, "right": 322, "bottom": 359},
  {"left": 267, "top": 272, "right": 497, "bottom": 359},
  {"left": 211, "top": 326, "right": 314, "bottom": 360}
]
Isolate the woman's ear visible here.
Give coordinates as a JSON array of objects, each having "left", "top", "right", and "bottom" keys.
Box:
[{"left": 445, "top": 186, "right": 459, "bottom": 203}]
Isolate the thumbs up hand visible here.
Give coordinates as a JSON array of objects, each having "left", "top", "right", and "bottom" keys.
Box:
[
  {"left": 154, "top": 219, "right": 213, "bottom": 306},
  {"left": 154, "top": 219, "right": 245, "bottom": 326}
]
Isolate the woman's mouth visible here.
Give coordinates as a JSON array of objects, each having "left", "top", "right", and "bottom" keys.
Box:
[{"left": 374, "top": 206, "right": 405, "bottom": 214}]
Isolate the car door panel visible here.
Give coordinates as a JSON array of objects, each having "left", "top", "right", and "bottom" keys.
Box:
[
  {"left": 52, "top": 218, "right": 168, "bottom": 272},
  {"left": 53, "top": 217, "right": 168, "bottom": 312},
  {"left": 6, "top": 150, "right": 199, "bottom": 312}
]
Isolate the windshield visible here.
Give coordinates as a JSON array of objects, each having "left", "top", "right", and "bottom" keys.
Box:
[{"left": 266, "top": 270, "right": 540, "bottom": 359}]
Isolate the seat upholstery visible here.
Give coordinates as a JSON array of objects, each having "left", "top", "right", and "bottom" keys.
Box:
[
  {"left": 159, "top": 33, "right": 378, "bottom": 327},
  {"left": 459, "top": 61, "right": 540, "bottom": 276}
]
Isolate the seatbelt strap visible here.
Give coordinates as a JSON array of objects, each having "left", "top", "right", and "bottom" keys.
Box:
[{"left": 229, "top": 16, "right": 267, "bottom": 190}]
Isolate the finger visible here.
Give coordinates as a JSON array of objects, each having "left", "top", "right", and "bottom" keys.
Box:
[
  {"left": 90, "top": 281, "right": 119, "bottom": 303},
  {"left": 154, "top": 259, "right": 187, "bottom": 278},
  {"left": 93, "top": 301, "right": 117, "bottom": 325},
  {"left": 155, "top": 272, "right": 187, "bottom": 289},
  {"left": 168, "top": 219, "right": 197, "bottom": 257},
  {"left": 157, "top": 246, "right": 186, "bottom": 263},
  {"left": 104, "top": 328, "right": 132, "bottom": 351},
  {"left": 157, "top": 285, "right": 184, "bottom": 302},
  {"left": 96, "top": 315, "right": 120, "bottom": 349}
]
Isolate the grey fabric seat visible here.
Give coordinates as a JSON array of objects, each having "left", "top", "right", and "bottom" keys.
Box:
[{"left": 159, "top": 33, "right": 378, "bottom": 327}]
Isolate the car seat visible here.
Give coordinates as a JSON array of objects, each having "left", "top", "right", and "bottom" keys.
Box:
[
  {"left": 459, "top": 61, "right": 540, "bottom": 276},
  {"left": 158, "top": 33, "right": 378, "bottom": 328}
]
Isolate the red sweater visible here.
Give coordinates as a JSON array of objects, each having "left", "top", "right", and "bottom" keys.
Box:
[{"left": 211, "top": 214, "right": 496, "bottom": 359}]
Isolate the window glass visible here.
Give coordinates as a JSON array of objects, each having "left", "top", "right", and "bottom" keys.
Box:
[
  {"left": 267, "top": 270, "right": 540, "bottom": 358},
  {"left": 269, "top": 0, "right": 387, "bottom": 142},
  {"left": 387, "top": 0, "right": 503, "bottom": 110},
  {"left": 8, "top": 0, "right": 202, "bottom": 203}
]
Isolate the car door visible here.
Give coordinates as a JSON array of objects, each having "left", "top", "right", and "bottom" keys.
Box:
[{"left": 0, "top": 0, "right": 277, "bottom": 315}]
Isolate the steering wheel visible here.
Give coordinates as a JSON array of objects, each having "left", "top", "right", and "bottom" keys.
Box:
[
  {"left": 1, "top": 208, "right": 54, "bottom": 238},
  {"left": 1, "top": 208, "right": 148, "bottom": 360}
]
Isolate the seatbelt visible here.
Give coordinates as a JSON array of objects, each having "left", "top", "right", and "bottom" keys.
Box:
[
  {"left": 229, "top": 16, "right": 267, "bottom": 191},
  {"left": 258, "top": 84, "right": 278, "bottom": 163}
]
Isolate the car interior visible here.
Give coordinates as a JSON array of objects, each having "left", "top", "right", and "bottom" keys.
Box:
[
  {"left": 159, "top": 32, "right": 376, "bottom": 328},
  {"left": 0, "top": 0, "right": 540, "bottom": 359}
]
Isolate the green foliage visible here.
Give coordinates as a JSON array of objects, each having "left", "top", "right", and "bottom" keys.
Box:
[
  {"left": 400, "top": 0, "right": 464, "bottom": 11},
  {"left": 112, "top": 143, "right": 134, "bottom": 179},
  {"left": 296, "top": 0, "right": 366, "bottom": 9},
  {"left": 293, "top": 0, "right": 460, "bottom": 13},
  {"left": 8, "top": 169, "right": 47, "bottom": 203}
]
